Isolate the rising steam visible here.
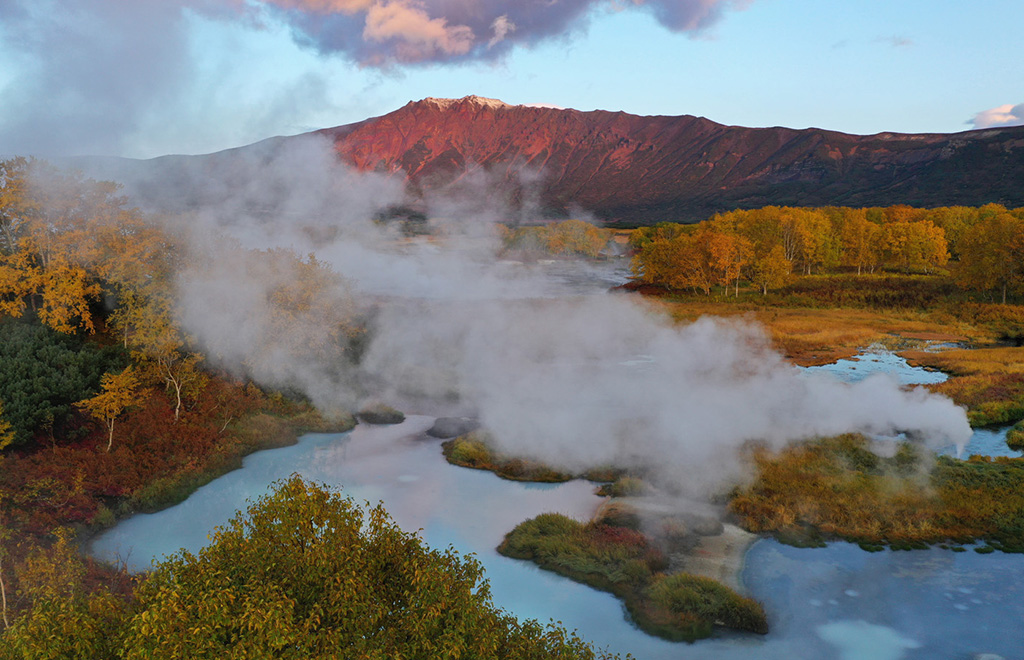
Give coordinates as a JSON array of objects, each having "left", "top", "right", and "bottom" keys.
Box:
[{"left": 118, "top": 134, "right": 973, "bottom": 493}]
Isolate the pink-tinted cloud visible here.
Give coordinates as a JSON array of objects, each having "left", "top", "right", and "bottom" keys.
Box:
[
  {"left": 259, "top": 0, "right": 753, "bottom": 66},
  {"left": 969, "top": 103, "right": 1024, "bottom": 129},
  {"left": 363, "top": 0, "right": 475, "bottom": 61}
]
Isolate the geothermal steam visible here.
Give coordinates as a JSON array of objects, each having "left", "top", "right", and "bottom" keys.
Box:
[{"left": 124, "top": 135, "right": 970, "bottom": 490}]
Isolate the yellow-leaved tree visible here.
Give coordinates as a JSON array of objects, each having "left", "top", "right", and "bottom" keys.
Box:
[
  {"left": 76, "top": 366, "right": 140, "bottom": 452},
  {"left": 956, "top": 211, "right": 1024, "bottom": 303}
]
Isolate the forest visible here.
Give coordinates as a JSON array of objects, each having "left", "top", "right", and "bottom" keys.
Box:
[
  {"left": 2, "top": 153, "right": 1024, "bottom": 655},
  {"left": 629, "top": 204, "right": 1024, "bottom": 300}
]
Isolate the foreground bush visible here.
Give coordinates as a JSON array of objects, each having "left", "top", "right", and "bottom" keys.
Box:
[
  {"left": 0, "top": 477, "right": 618, "bottom": 660},
  {"left": 499, "top": 513, "right": 767, "bottom": 641}
]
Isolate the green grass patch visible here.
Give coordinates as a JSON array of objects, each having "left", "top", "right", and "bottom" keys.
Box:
[
  {"left": 442, "top": 432, "right": 574, "bottom": 482},
  {"left": 498, "top": 513, "right": 767, "bottom": 641},
  {"left": 1006, "top": 420, "right": 1024, "bottom": 451}
]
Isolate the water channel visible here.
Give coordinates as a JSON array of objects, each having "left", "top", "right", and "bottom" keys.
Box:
[{"left": 91, "top": 261, "right": 1024, "bottom": 659}]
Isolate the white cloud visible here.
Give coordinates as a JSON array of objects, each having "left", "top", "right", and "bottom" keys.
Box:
[
  {"left": 969, "top": 103, "right": 1024, "bottom": 129},
  {"left": 488, "top": 15, "right": 515, "bottom": 48}
]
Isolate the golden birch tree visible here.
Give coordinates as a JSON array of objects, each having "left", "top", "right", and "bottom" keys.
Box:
[{"left": 76, "top": 366, "right": 140, "bottom": 451}]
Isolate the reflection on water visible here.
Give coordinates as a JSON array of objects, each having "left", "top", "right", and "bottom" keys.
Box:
[
  {"left": 803, "top": 347, "right": 948, "bottom": 386},
  {"left": 91, "top": 414, "right": 1024, "bottom": 659},
  {"left": 744, "top": 540, "right": 1024, "bottom": 659}
]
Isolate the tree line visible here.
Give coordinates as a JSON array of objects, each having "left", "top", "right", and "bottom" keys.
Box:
[
  {"left": 0, "top": 157, "right": 360, "bottom": 451},
  {"left": 630, "top": 204, "right": 1024, "bottom": 300}
]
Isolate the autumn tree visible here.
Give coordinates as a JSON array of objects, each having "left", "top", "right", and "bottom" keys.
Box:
[
  {"left": 837, "top": 208, "right": 879, "bottom": 274},
  {"left": 0, "top": 248, "right": 40, "bottom": 319},
  {"left": 632, "top": 231, "right": 688, "bottom": 288},
  {"left": 923, "top": 206, "right": 978, "bottom": 259},
  {"left": 76, "top": 366, "right": 140, "bottom": 452},
  {"left": 37, "top": 260, "right": 103, "bottom": 334},
  {"left": 877, "top": 219, "right": 948, "bottom": 273},
  {"left": 118, "top": 477, "right": 614, "bottom": 659},
  {"left": 0, "top": 157, "right": 35, "bottom": 256},
  {"left": 116, "top": 289, "right": 202, "bottom": 423},
  {"left": 957, "top": 211, "right": 1024, "bottom": 303},
  {"left": 749, "top": 244, "right": 793, "bottom": 295},
  {"left": 0, "top": 528, "right": 127, "bottom": 659},
  {"left": 544, "top": 219, "right": 611, "bottom": 257},
  {"left": 780, "top": 208, "right": 836, "bottom": 275},
  {"left": 627, "top": 221, "right": 688, "bottom": 250}
]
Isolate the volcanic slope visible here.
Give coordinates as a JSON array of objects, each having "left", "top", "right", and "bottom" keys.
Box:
[{"left": 81, "top": 96, "right": 1024, "bottom": 224}]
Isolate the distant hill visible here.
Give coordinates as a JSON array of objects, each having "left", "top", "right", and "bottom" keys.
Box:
[{"left": 79, "top": 96, "right": 1024, "bottom": 224}]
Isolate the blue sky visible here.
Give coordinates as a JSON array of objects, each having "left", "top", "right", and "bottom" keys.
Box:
[{"left": 1, "top": 0, "right": 1021, "bottom": 158}]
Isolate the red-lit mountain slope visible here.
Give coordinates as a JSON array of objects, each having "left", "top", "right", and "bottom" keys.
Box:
[{"left": 315, "top": 95, "right": 1024, "bottom": 223}]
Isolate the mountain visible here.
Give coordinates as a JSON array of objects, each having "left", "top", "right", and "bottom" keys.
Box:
[
  {"left": 81, "top": 96, "right": 1024, "bottom": 224},
  {"left": 316, "top": 96, "right": 1024, "bottom": 223}
]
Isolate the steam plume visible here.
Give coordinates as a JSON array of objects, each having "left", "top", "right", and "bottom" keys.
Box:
[{"left": 130, "top": 134, "right": 972, "bottom": 494}]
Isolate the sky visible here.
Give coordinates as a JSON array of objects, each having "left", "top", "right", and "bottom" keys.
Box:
[{"left": 0, "top": 0, "right": 1022, "bottom": 159}]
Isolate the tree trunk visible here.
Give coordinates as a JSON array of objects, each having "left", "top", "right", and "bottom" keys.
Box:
[
  {"left": 107, "top": 420, "right": 115, "bottom": 452},
  {"left": 171, "top": 378, "right": 182, "bottom": 421},
  {"left": 1, "top": 556, "right": 9, "bottom": 630},
  {"left": 162, "top": 358, "right": 183, "bottom": 421}
]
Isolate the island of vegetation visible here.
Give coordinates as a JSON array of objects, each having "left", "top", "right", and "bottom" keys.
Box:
[
  {"left": 499, "top": 513, "right": 767, "bottom": 641},
  {"left": 442, "top": 431, "right": 767, "bottom": 641}
]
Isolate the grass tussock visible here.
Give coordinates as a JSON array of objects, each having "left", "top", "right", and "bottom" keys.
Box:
[
  {"left": 908, "top": 347, "right": 1024, "bottom": 427},
  {"left": 498, "top": 513, "right": 767, "bottom": 641},
  {"left": 355, "top": 403, "right": 405, "bottom": 425},
  {"left": 1007, "top": 421, "right": 1024, "bottom": 451},
  {"left": 729, "top": 434, "right": 1024, "bottom": 552},
  {"left": 442, "top": 432, "right": 574, "bottom": 483}
]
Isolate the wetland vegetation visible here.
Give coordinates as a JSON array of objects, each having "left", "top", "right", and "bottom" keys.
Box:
[{"left": 498, "top": 513, "right": 767, "bottom": 642}]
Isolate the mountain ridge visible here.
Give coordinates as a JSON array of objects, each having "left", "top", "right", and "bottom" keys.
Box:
[
  {"left": 76, "top": 96, "right": 1024, "bottom": 224},
  {"left": 312, "top": 96, "right": 1024, "bottom": 222}
]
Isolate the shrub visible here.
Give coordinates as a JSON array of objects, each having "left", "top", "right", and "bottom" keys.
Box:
[
  {"left": 0, "top": 317, "right": 126, "bottom": 446},
  {"left": 1006, "top": 420, "right": 1024, "bottom": 451}
]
